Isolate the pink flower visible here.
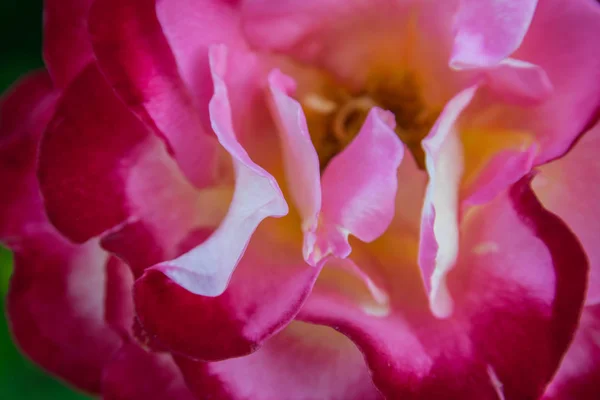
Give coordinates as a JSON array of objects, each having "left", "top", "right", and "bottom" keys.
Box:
[{"left": 1, "top": 0, "right": 599, "bottom": 398}]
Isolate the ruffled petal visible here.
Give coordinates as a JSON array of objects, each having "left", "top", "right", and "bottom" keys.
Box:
[
  {"left": 307, "top": 108, "right": 403, "bottom": 266},
  {"left": 43, "top": 0, "right": 94, "bottom": 88},
  {"left": 543, "top": 305, "right": 600, "bottom": 400},
  {"left": 449, "top": 179, "right": 587, "bottom": 399},
  {"left": 533, "top": 119, "right": 600, "bottom": 304},
  {"left": 176, "top": 322, "right": 382, "bottom": 400},
  {"left": 151, "top": 45, "right": 288, "bottom": 297},
  {"left": 133, "top": 46, "right": 317, "bottom": 361},
  {"left": 419, "top": 86, "right": 477, "bottom": 317},
  {"left": 299, "top": 179, "right": 587, "bottom": 399},
  {"left": 135, "top": 224, "right": 319, "bottom": 361},
  {"left": 38, "top": 64, "right": 217, "bottom": 275},
  {"left": 450, "top": 0, "right": 538, "bottom": 68},
  {"left": 7, "top": 236, "right": 122, "bottom": 393},
  {"left": 102, "top": 344, "right": 195, "bottom": 400},
  {"left": 89, "top": 0, "right": 224, "bottom": 188}
]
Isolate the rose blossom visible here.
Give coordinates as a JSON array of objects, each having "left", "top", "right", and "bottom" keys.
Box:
[{"left": 1, "top": 0, "right": 599, "bottom": 399}]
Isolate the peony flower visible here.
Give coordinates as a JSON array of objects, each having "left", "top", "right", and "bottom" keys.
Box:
[{"left": 1, "top": 0, "right": 599, "bottom": 398}]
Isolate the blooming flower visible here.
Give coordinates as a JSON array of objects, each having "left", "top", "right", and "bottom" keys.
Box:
[{"left": 1, "top": 0, "right": 599, "bottom": 399}]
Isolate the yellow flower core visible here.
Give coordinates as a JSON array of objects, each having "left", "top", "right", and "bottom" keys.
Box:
[{"left": 300, "top": 72, "right": 439, "bottom": 170}]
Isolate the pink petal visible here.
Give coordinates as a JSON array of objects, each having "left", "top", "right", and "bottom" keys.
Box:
[
  {"left": 419, "top": 86, "right": 478, "bottom": 318},
  {"left": 484, "top": 58, "right": 553, "bottom": 105},
  {"left": 38, "top": 64, "right": 212, "bottom": 275},
  {"left": 471, "top": 0, "right": 600, "bottom": 163},
  {"left": 89, "top": 0, "right": 223, "bottom": 188},
  {"left": 307, "top": 108, "right": 403, "bottom": 266},
  {"left": 43, "top": 0, "right": 94, "bottom": 88},
  {"left": 450, "top": 0, "right": 538, "bottom": 68},
  {"left": 533, "top": 119, "right": 600, "bottom": 304},
  {"left": 391, "top": 146, "right": 429, "bottom": 235},
  {"left": 102, "top": 344, "right": 195, "bottom": 400},
  {"left": 516, "top": 0, "right": 600, "bottom": 162},
  {"left": 267, "top": 69, "right": 321, "bottom": 233},
  {"left": 176, "top": 322, "right": 382, "bottom": 400},
  {"left": 151, "top": 45, "right": 288, "bottom": 297},
  {"left": 299, "top": 179, "right": 587, "bottom": 399},
  {"left": 156, "top": 0, "right": 247, "bottom": 111},
  {"left": 7, "top": 236, "right": 122, "bottom": 393},
  {"left": 461, "top": 146, "right": 538, "bottom": 207},
  {"left": 0, "top": 71, "right": 58, "bottom": 244},
  {"left": 135, "top": 228, "right": 319, "bottom": 361},
  {"left": 543, "top": 305, "right": 600, "bottom": 400}
]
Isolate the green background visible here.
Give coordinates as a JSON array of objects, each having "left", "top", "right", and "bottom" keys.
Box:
[{"left": 1, "top": 0, "right": 89, "bottom": 398}]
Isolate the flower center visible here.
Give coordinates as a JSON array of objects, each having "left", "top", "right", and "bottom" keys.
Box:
[{"left": 301, "top": 72, "right": 438, "bottom": 170}]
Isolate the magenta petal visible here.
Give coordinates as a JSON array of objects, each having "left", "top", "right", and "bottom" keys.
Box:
[
  {"left": 543, "top": 305, "right": 600, "bottom": 400},
  {"left": 104, "top": 256, "right": 135, "bottom": 337},
  {"left": 38, "top": 63, "right": 208, "bottom": 275},
  {"left": 449, "top": 179, "right": 587, "bottom": 398},
  {"left": 2, "top": 72, "right": 124, "bottom": 392},
  {"left": 534, "top": 119, "right": 600, "bottom": 304},
  {"left": 102, "top": 344, "right": 194, "bottom": 400},
  {"left": 89, "top": 0, "right": 222, "bottom": 188},
  {"left": 450, "top": 0, "right": 538, "bottom": 68},
  {"left": 307, "top": 108, "right": 404, "bottom": 266},
  {"left": 419, "top": 86, "right": 478, "bottom": 317},
  {"left": 0, "top": 71, "right": 57, "bottom": 244},
  {"left": 7, "top": 236, "right": 122, "bottom": 393},
  {"left": 43, "top": 0, "right": 94, "bottom": 88},
  {"left": 38, "top": 64, "right": 150, "bottom": 242},
  {"left": 176, "top": 322, "right": 382, "bottom": 400},
  {"left": 135, "top": 236, "right": 319, "bottom": 361}
]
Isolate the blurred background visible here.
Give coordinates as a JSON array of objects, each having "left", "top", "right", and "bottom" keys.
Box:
[{"left": 1, "top": 0, "right": 89, "bottom": 398}]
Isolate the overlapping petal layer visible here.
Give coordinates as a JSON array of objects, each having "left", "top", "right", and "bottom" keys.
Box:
[
  {"left": 133, "top": 45, "right": 319, "bottom": 362},
  {"left": 2, "top": 0, "right": 599, "bottom": 398},
  {"left": 299, "top": 179, "right": 587, "bottom": 399},
  {"left": 1, "top": 72, "right": 121, "bottom": 393},
  {"left": 89, "top": 0, "right": 223, "bottom": 188},
  {"left": 38, "top": 64, "right": 214, "bottom": 275}
]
